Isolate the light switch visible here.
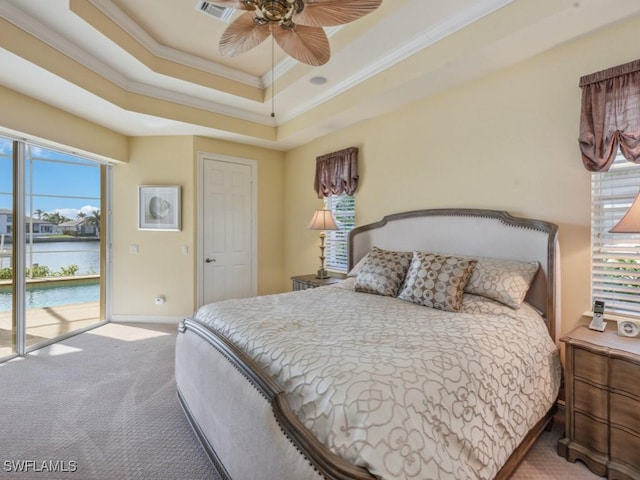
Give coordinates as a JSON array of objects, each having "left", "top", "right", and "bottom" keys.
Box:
[
  {"left": 181, "top": 245, "right": 189, "bottom": 255},
  {"left": 130, "top": 244, "right": 139, "bottom": 254}
]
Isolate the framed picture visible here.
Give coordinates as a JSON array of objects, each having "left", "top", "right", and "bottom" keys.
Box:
[{"left": 138, "top": 185, "right": 181, "bottom": 231}]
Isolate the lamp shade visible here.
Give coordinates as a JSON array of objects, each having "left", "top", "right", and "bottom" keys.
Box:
[
  {"left": 306, "top": 210, "right": 338, "bottom": 231},
  {"left": 610, "top": 191, "right": 640, "bottom": 233}
]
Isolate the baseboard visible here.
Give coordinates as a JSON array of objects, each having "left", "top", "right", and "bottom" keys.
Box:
[{"left": 110, "top": 315, "right": 183, "bottom": 324}]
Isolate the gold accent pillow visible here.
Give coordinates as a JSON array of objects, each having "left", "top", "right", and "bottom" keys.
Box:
[
  {"left": 397, "top": 252, "right": 477, "bottom": 312},
  {"left": 464, "top": 257, "right": 539, "bottom": 309},
  {"left": 354, "top": 247, "right": 412, "bottom": 297}
]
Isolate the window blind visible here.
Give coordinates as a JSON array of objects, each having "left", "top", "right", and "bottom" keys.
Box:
[
  {"left": 592, "top": 152, "right": 640, "bottom": 316},
  {"left": 324, "top": 194, "right": 355, "bottom": 273}
]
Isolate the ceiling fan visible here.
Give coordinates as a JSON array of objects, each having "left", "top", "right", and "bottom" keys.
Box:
[{"left": 210, "top": 0, "right": 383, "bottom": 66}]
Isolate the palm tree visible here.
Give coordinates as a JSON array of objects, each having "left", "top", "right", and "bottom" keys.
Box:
[
  {"left": 76, "top": 211, "right": 86, "bottom": 219},
  {"left": 34, "top": 209, "right": 44, "bottom": 219},
  {"left": 85, "top": 210, "right": 100, "bottom": 236},
  {"left": 44, "top": 212, "right": 70, "bottom": 225}
]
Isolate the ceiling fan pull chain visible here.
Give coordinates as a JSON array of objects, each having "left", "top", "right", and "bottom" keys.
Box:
[{"left": 271, "top": 34, "right": 275, "bottom": 118}]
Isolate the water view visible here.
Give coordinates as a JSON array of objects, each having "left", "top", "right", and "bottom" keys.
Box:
[
  {"left": 0, "top": 240, "right": 101, "bottom": 312},
  {"left": 0, "top": 240, "right": 100, "bottom": 275},
  {"left": 1, "top": 139, "right": 105, "bottom": 358},
  {"left": 0, "top": 280, "right": 100, "bottom": 312}
]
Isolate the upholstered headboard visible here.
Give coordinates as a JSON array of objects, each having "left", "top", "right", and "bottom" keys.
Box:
[{"left": 348, "top": 209, "right": 559, "bottom": 341}]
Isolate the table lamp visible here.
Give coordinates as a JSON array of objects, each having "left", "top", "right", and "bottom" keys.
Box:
[
  {"left": 307, "top": 209, "right": 338, "bottom": 279},
  {"left": 610, "top": 190, "right": 640, "bottom": 233}
]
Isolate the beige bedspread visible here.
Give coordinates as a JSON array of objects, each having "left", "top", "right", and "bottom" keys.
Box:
[{"left": 193, "top": 281, "right": 561, "bottom": 480}]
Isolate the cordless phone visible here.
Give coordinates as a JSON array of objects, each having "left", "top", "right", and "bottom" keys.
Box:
[{"left": 589, "top": 300, "right": 606, "bottom": 332}]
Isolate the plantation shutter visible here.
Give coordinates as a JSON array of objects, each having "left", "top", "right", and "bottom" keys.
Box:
[
  {"left": 324, "top": 194, "right": 355, "bottom": 272},
  {"left": 592, "top": 151, "right": 640, "bottom": 316}
]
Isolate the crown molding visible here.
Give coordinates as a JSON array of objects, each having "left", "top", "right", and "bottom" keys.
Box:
[
  {"left": 278, "top": 0, "right": 514, "bottom": 124},
  {"left": 127, "top": 81, "right": 273, "bottom": 126},
  {"left": 89, "top": 0, "right": 263, "bottom": 89},
  {"left": 0, "top": 0, "right": 515, "bottom": 131},
  {"left": 0, "top": 1, "right": 274, "bottom": 126},
  {"left": 0, "top": 1, "right": 129, "bottom": 88}
]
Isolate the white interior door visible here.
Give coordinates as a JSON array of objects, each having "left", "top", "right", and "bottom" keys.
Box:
[{"left": 199, "top": 155, "right": 256, "bottom": 305}]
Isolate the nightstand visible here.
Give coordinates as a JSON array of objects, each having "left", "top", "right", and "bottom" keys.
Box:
[
  {"left": 290, "top": 274, "right": 344, "bottom": 291},
  {"left": 558, "top": 324, "right": 640, "bottom": 480}
]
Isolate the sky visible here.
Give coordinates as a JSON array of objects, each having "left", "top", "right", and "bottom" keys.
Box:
[{"left": 0, "top": 137, "right": 100, "bottom": 219}]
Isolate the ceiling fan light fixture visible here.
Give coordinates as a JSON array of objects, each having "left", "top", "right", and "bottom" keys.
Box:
[
  {"left": 253, "top": 0, "right": 304, "bottom": 24},
  {"left": 213, "top": 0, "right": 382, "bottom": 65}
]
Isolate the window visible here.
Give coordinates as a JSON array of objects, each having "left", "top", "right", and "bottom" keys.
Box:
[
  {"left": 324, "top": 194, "right": 355, "bottom": 273},
  {"left": 592, "top": 151, "right": 640, "bottom": 316}
]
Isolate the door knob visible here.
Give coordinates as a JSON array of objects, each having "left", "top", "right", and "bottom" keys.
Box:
[{"left": 205, "top": 257, "right": 216, "bottom": 263}]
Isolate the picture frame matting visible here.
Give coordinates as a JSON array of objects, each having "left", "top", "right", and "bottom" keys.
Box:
[{"left": 138, "top": 185, "right": 181, "bottom": 231}]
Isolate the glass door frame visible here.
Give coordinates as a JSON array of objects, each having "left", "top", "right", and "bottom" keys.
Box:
[
  {"left": 3, "top": 138, "right": 112, "bottom": 361},
  {"left": 13, "top": 140, "right": 26, "bottom": 355}
]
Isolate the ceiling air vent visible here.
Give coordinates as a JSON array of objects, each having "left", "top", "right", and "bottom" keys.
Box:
[{"left": 196, "top": 1, "right": 235, "bottom": 23}]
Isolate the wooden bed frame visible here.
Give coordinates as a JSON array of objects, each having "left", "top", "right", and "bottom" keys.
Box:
[{"left": 176, "top": 208, "right": 559, "bottom": 480}]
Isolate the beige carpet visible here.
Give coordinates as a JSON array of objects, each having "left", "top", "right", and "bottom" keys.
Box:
[{"left": 0, "top": 322, "right": 599, "bottom": 480}]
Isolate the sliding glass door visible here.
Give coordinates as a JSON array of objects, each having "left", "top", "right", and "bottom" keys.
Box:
[
  {"left": 0, "top": 138, "right": 14, "bottom": 357},
  {"left": 0, "top": 136, "right": 109, "bottom": 360}
]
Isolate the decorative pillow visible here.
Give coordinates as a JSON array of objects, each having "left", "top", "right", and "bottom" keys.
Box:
[
  {"left": 464, "top": 257, "right": 539, "bottom": 309},
  {"left": 397, "top": 252, "right": 477, "bottom": 312},
  {"left": 347, "top": 253, "right": 369, "bottom": 277},
  {"left": 354, "top": 247, "right": 412, "bottom": 297}
]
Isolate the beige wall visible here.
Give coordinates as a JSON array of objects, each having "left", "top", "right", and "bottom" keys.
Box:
[
  {"left": 111, "top": 136, "right": 195, "bottom": 319},
  {"left": 283, "top": 14, "right": 640, "bottom": 339},
  {"left": 0, "top": 85, "right": 128, "bottom": 162},
  {"left": 110, "top": 136, "right": 286, "bottom": 320}
]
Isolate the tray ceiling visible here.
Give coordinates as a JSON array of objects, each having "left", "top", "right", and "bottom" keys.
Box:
[{"left": 1, "top": 0, "right": 639, "bottom": 150}]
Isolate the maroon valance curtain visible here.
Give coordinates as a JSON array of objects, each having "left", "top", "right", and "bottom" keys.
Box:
[
  {"left": 579, "top": 59, "right": 640, "bottom": 172},
  {"left": 314, "top": 147, "right": 359, "bottom": 198}
]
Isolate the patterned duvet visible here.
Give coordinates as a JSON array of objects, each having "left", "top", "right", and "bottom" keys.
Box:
[{"left": 193, "top": 279, "right": 561, "bottom": 480}]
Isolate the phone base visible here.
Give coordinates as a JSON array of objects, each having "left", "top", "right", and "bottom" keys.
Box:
[{"left": 588, "top": 318, "right": 607, "bottom": 332}]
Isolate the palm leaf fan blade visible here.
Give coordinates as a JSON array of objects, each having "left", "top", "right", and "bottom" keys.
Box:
[
  {"left": 219, "top": 11, "right": 270, "bottom": 57},
  {"left": 293, "top": 0, "right": 383, "bottom": 27},
  {"left": 272, "top": 24, "right": 330, "bottom": 66}
]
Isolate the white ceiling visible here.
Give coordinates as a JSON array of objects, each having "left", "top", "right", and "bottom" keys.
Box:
[{"left": 1, "top": 0, "right": 640, "bottom": 151}]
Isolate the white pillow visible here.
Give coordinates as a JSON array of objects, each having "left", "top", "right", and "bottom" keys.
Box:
[{"left": 464, "top": 257, "right": 539, "bottom": 309}]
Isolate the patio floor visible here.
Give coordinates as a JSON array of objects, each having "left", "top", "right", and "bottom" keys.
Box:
[{"left": 0, "top": 301, "right": 101, "bottom": 358}]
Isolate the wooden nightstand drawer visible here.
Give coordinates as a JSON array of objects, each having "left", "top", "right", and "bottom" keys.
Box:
[
  {"left": 559, "top": 325, "right": 640, "bottom": 479},
  {"left": 574, "top": 347, "right": 607, "bottom": 385},
  {"left": 610, "top": 393, "right": 640, "bottom": 435},
  {"left": 574, "top": 380, "right": 608, "bottom": 421},
  {"left": 611, "top": 358, "right": 640, "bottom": 398},
  {"left": 611, "top": 427, "right": 640, "bottom": 471},
  {"left": 574, "top": 411, "right": 608, "bottom": 455}
]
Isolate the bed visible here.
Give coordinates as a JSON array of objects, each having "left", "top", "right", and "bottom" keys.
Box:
[{"left": 176, "top": 208, "right": 561, "bottom": 480}]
